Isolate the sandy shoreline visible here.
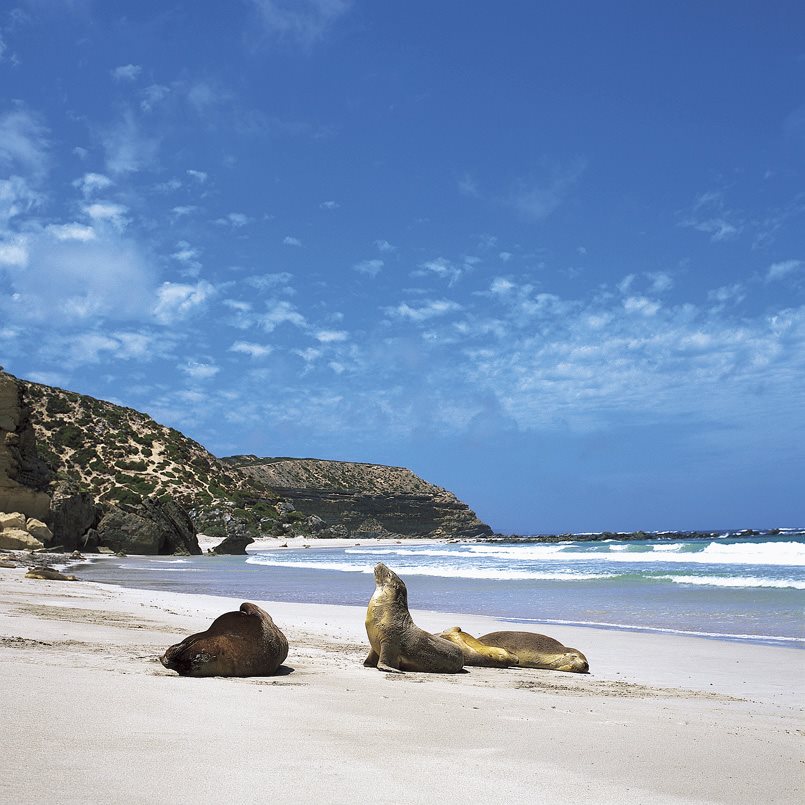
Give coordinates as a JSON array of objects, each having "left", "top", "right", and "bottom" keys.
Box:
[{"left": 1, "top": 566, "right": 803, "bottom": 804}]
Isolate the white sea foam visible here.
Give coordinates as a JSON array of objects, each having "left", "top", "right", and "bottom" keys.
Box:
[
  {"left": 466, "top": 540, "right": 805, "bottom": 566},
  {"left": 508, "top": 617, "right": 805, "bottom": 644},
  {"left": 344, "top": 548, "right": 468, "bottom": 558},
  {"left": 659, "top": 575, "right": 805, "bottom": 590},
  {"left": 245, "top": 556, "right": 610, "bottom": 581}
]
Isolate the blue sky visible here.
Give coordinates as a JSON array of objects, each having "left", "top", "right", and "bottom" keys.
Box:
[{"left": 1, "top": 1, "right": 803, "bottom": 533}]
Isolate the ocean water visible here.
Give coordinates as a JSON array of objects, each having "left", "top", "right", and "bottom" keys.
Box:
[{"left": 77, "top": 530, "right": 805, "bottom": 647}]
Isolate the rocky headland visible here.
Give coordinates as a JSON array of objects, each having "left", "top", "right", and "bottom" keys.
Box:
[{"left": 0, "top": 369, "right": 493, "bottom": 555}]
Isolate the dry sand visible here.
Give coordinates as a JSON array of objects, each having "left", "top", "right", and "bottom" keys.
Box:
[{"left": 0, "top": 565, "right": 802, "bottom": 804}]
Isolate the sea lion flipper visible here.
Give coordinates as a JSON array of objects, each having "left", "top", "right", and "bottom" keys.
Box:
[
  {"left": 378, "top": 639, "right": 403, "bottom": 673},
  {"left": 363, "top": 649, "right": 379, "bottom": 667}
]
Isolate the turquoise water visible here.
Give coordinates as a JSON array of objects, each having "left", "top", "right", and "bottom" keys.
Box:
[{"left": 77, "top": 531, "right": 805, "bottom": 647}]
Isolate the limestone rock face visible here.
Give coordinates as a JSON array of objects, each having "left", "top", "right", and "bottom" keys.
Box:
[
  {"left": 0, "top": 511, "right": 26, "bottom": 530},
  {"left": 24, "top": 518, "right": 53, "bottom": 544},
  {"left": 95, "top": 496, "right": 201, "bottom": 555},
  {"left": 0, "top": 527, "right": 44, "bottom": 550},
  {"left": 0, "top": 372, "right": 52, "bottom": 520}
]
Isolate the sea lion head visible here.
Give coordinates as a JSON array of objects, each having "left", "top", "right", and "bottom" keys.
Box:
[
  {"left": 555, "top": 648, "right": 589, "bottom": 673},
  {"left": 373, "top": 562, "right": 408, "bottom": 605}
]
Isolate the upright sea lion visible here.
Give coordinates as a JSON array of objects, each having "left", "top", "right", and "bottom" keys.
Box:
[
  {"left": 477, "top": 631, "right": 589, "bottom": 673},
  {"left": 161, "top": 602, "right": 288, "bottom": 677},
  {"left": 25, "top": 567, "right": 78, "bottom": 581},
  {"left": 437, "top": 626, "right": 519, "bottom": 668},
  {"left": 364, "top": 563, "right": 464, "bottom": 674}
]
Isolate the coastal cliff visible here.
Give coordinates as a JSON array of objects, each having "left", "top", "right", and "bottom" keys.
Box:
[
  {"left": 225, "top": 456, "right": 493, "bottom": 539},
  {"left": 0, "top": 370, "right": 493, "bottom": 551}
]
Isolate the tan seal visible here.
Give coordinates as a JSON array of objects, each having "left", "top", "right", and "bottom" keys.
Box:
[
  {"left": 25, "top": 567, "right": 78, "bottom": 581},
  {"left": 477, "top": 630, "right": 589, "bottom": 673},
  {"left": 364, "top": 563, "right": 464, "bottom": 674},
  {"left": 161, "top": 602, "right": 288, "bottom": 677},
  {"left": 437, "top": 626, "right": 519, "bottom": 668}
]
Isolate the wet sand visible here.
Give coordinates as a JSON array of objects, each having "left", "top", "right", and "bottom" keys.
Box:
[{"left": 0, "top": 565, "right": 802, "bottom": 804}]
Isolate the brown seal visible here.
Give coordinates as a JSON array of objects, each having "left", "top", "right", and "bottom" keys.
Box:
[
  {"left": 160, "top": 602, "right": 288, "bottom": 677},
  {"left": 25, "top": 567, "right": 78, "bottom": 581},
  {"left": 437, "top": 626, "right": 519, "bottom": 668},
  {"left": 364, "top": 563, "right": 464, "bottom": 674},
  {"left": 477, "top": 631, "right": 589, "bottom": 673}
]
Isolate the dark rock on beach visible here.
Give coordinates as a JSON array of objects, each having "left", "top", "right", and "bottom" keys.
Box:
[
  {"left": 209, "top": 533, "right": 255, "bottom": 555},
  {"left": 96, "top": 496, "right": 201, "bottom": 556},
  {"left": 48, "top": 479, "right": 100, "bottom": 550}
]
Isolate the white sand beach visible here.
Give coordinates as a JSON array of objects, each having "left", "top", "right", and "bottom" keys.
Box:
[{"left": 1, "top": 565, "right": 803, "bottom": 805}]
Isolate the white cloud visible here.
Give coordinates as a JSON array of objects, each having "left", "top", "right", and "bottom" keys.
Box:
[
  {"left": 623, "top": 296, "right": 661, "bottom": 316},
  {"left": 229, "top": 340, "right": 273, "bottom": 358},
  {"left": 315, "top": 329, "right": 348, "bottom": 343},
  {"left": 111, "top": 64, "right": 142, "bottom": 81},
  {"left": 171, "top": 241, "right": 201, "bottom": 263},
  {"left": 248, "top": 0, "right": 352, "bottom": 48},
  {"left": 0, "top": 235, "right": 28, "bottom": 266},
  {"left": 261, "top": 300, "right": 306, "bottom": 332},
  {"left": 374, "top": 239, "right": 396, "bottom": 252},
  {"left": 458, "top": 172, "right": 479, "bottom": 197},
  {"left": 63, "top": 330, "right": 156, "bottom": 364},
  {"left": 490, "top": 277, "right": 515, "bottom": 295},
  {"left": 647, "top": 271, "right": 674, "bottom": 293},
  {"left": 72, "top": 172, "right": 113, "bottom": 197},
  {"left": 680, "top": 191, "right": 742, "bottom": 242},
  {"left": 245, "top": 272, "right": 294, "bottom": 292},
  {"left": 353, "top": 258, "right": 383, "bottom": 276},
  {"left": 101, "top": 110, "right": 158, "bottom": 174},
  {"left": 0, "top": 175, "right": 41, "bottom": 223},
  {"left": 0, "top": 107, "right": 49, "bottom": 179},
  {"left": 140, "top": 83, "right": 170, "bottom": 112},
  {"left": 2, "top": 230, "right": 156, "bottom": 323},
  {"left": 708, "top": 283, "right": 745, "bottom": 307},
  {"left": 223, "top": 299, "right": 252, "bottom": 312},
  {"left": 153, "top": 280, "right": 215, "bottom": 324},
  {"left": 154, "top": 178, "right": 181, "bottom": 193},
  {"left": 83, "top": 201, "right": 128, "bottom": 229},
  {"left": 283, "top": 235, "right": 302, "bottom": 246},
  {"left": 181, "top": 360, "right": 219, "bottom": 381},
  {"left": 186, "top": 81, "right": 228, "bottom": 113},
  {"left": 387, "top": 299, "right": 462, "bottom": 322},
  {"left": 766, "top": 259, "right": 802, "bottom": 283},
  {"left": 171, "top": 205, "right": 198, "bottom": 217},
  {"left": 617, "top": 274, "right": 635, "bottom": 294},
  {"left": 320, "top": 200, "right": 339, "bottom": 209},
  {"left": 186, "top": 169, "right": 207, "bottom": 183},
  {"left": 46, "top": 223, "right": 96, "bottom": 241},
  {"left": 499, "top": 251, "right": 512, "bottom": 262},
  {"left": 294, "top": 347, "right": 322, "bottom": 363},
  {"left": 416, "top": 257, "right": 462, "bottom": 286},
  {"left": 509, "top": 159, "right": 586, "bottom": 220},
  {"left": 215, "top": 212, "right": 251, "bottom": 227}
]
